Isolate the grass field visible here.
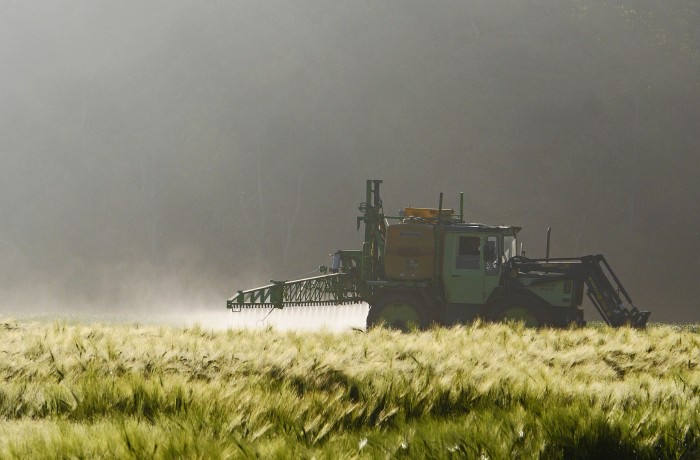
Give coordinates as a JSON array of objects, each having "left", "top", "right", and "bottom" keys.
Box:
[{"left": 0, "top": 318, "right": 698, "bottom": 459}]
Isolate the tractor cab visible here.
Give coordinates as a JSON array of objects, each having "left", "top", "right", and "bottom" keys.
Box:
[{"left": 441, "top": 224, "right": 520, "bottom": 305}]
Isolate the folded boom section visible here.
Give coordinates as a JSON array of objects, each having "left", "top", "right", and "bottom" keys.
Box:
[{"left": 226, "top": 273, "right": 364, "bottom": 310}]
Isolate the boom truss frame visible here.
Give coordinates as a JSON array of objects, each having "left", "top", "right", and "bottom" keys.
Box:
[{"left": 226, "top": 273, "right": 365, "bottom": 311}]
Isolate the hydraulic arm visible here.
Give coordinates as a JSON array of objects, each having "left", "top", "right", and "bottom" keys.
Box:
[{"left": 511, "top": 255, "right": 650, "bottom": 327}]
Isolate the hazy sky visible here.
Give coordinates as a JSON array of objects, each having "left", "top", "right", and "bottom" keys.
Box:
[{"left": 2, "top": 1, "right": 699, "bottom": 322}]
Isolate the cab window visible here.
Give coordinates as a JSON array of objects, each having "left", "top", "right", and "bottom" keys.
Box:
[
  {"left": 485, "top": 235, "right": 499, "bottom": 275},
  {"left": 504, "top": 236, "right": 517, "bottom": 260},
  {"left": 456, "top": 236, "right": 480, "bottom": 269}
]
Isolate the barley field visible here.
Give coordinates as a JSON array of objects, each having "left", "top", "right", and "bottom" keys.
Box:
[{"left": 0, "top": 318, "right": 698, "bottom": 459}]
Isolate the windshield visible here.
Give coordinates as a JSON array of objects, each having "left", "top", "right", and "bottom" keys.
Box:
[{"left": 504, "top": 236, "right": 517, "bottom": 260}]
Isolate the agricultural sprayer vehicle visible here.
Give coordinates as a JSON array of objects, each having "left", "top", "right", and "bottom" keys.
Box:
[{"left": 227, "top": 180, "right": 650, "bottom": 329}]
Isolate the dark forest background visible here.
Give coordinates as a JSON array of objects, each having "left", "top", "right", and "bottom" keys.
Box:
[{"left": 2, "top": 1, "right": 698, "bottom": 321}]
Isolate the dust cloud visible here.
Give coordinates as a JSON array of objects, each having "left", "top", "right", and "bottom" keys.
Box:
[
  {"left": 1, "top": 1, "right": 699, "bottom": 326},
  {"left": 8, "top": 304, "right": 369, "bottom": 333}
]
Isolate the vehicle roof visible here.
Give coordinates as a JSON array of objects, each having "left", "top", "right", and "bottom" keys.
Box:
[
  {"left": 442, "top": 222, "right": 522, "bottom": 234},
  {"left": 391, "top": 217, "right": 522, "bottom": 235}
]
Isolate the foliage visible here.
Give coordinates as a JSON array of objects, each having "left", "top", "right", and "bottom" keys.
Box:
[{"left": 0, "top": 319, "right": 698, "bottom": 458}]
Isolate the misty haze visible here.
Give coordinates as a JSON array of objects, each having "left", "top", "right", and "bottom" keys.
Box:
[{"left": 2, "top": 1, "right": 699, "bottom": 326}]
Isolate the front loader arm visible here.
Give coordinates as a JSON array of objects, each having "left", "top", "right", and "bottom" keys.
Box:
[
  {"left": 509, "top": 255, "right": 650, "bottom": 328},
  {"left": 579, "top": 255, "right": 650, "bottom": 328}
]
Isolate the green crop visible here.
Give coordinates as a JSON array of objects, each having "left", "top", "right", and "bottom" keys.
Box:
[{"left": 0, "top": 318, "right": 698, "bottom": 459}]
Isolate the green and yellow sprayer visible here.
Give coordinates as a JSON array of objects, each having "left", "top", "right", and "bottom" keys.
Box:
[{"left": 228, "top": 180, "right": 649, "bottom": 329}]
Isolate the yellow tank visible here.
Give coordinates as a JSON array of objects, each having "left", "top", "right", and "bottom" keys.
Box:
[
  {"left": 403, "top": 207, "right": 454, "bottom": 219},
  {"left": 384, "top": 222, "right": 435, "bottom": 280}
]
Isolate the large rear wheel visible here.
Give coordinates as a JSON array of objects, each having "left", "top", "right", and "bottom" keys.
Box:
[
  {"left": 367, "top": 295, "right": 429, "bottom": 331},
  {"left": 490, "top": 298, "right": 546, "bottom": 327}
]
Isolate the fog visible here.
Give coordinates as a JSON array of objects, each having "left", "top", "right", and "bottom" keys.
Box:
[{"left": 2, "top": 1, "right": 699, "bottom": 325}]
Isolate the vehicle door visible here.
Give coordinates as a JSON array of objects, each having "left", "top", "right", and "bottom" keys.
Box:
[
  {"left": 444, "top": 233, "right": 485, "bottom": 304},
  {"left": 444, "top": 233, "right": 501, "bottom": 304}
]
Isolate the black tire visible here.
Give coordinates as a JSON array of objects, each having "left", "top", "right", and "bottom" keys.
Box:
[
  {"left": 367, "top": 294, "right": 429, "bottom": 331},
  {"left": 489, "top": 297, "right": 547, "bottom": 328}
]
